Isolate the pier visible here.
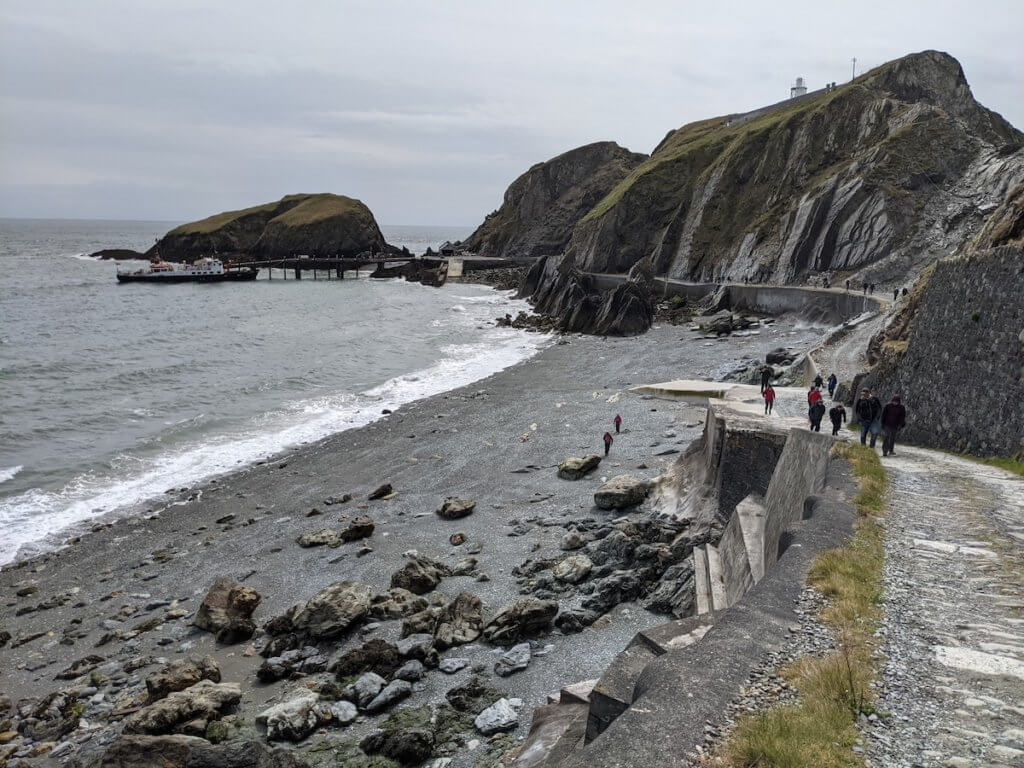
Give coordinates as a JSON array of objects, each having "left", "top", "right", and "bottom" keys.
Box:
[{"left": 226, "top": 254, "right": 529, "bottom": 280}]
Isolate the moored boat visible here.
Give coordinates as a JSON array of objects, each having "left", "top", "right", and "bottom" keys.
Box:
[{"left": 116, "top": 257, "right": 258, "bottom": 284}]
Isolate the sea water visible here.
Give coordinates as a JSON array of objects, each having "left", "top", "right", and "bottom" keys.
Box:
[{"left": 0, "top": 219, "right": 545, "bottom": 564}]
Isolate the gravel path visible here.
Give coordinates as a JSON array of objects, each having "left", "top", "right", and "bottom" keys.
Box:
[{"left": 865, "top": 447, "right": 1024, "bottom": 767}]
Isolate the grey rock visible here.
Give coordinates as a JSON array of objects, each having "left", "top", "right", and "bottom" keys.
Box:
[
  {"left": 351, "top": 672, "right": 387, "bottom": 708},
  {"left": 437, "top": 497, "right": 476, "bottom": 520},
  {"left": 123, "top": 680, "right": 241, "bottom": 735},
  {"left": 557, "top": 455, "right": 602, "bottom": 480},
  {"left": 482, "top": 598, "right": 559, "bottom": 645},
  {"left": 394, "top": 660, "right": 426, "bottom": 682},
  {"left": 364, "top": 680, "right": 412, "bottom": 713},
  {"left": 288, "top": 580, "right": 372, "bottom": 639},
  {"left": 396, "top": 633, "right": 434, "bottom": 659},
  {"left": 474, "top": 697, "right": 523, "bottom": 735},
  {"left": 256, "top": 692, "right": 320, "bottom": 742},
  {"left": 192, "top": 577, "right": 261, "bottom": 644},
  {"left": 594, "top": 475, "right": 651, "bottom": 510},
  {"left": 439, "top": 657, "right": 470, "bottom": 674},
  {"left": 552, "top": 553, "right": 593, "bottom": 584},
  {"left": 145, "top": 656, "right": 221, "bottom": 700},
  {"left": 494, "top": 643, "right": 532, "bottom": 677}
]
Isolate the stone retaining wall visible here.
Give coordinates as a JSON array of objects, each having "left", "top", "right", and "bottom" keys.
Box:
[{"left": 861, "top": 246, "right": 1024, "bottom": 456}]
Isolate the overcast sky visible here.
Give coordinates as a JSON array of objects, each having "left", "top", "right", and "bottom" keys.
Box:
[{"left": 1, "top": 1, "right": 1021, "bottom": 226}]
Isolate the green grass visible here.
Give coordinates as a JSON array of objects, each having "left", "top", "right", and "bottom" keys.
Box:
[
  {"left": 165, "top": 193, "right": 370, "bottom": 236},
  {"left": 965, "top": 454, "right": 1024, "bottom": 478},
  {"left": 721, "top": 444, "right": 887, "bottom": 768}
]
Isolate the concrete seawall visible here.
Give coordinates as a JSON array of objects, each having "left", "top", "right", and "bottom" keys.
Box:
[
  {"left": 586, "top": 272, "right": 882, "bottom": 324},
  {"left": 517, "top": 391, "right": 856, "bottom": 768}
]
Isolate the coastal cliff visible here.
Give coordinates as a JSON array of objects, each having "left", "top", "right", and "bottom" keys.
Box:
[
  {"left": 481, "top": 51, "right": 1024, "bottom": 333},
  {"left": 150, "top": 194, "right": 391, "bottom": 262},
  {"left": 463, "top": 142, "right": 646, "bottom": 260}
]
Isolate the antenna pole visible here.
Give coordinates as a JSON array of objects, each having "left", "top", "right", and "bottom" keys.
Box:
[{"left": 851, "top": 57, "right": 857, "bottom": 80}]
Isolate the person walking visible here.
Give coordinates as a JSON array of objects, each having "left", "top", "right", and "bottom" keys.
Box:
[
  {"left": 827, "top": 372, "right": 838, "bottom": 399},
  {"left": 870, "top": 283, "right": 876, "bottom": 294},
  {"left": 603, "top": 431, "right": 613, "bottom": 457},
  {"left": 893, "top": 287, "right": 899, "bottom": 301},
  {"left": 613, "top": 414, "right": 622, "bottom": 434},
  {"left": 863, "top": 281, "right": 868, "bottom": 295},
  {"left": 845, "top": 279, "right": 851, "bottom": 292},
  {"left": 762, "top": 384, "right": 776, "bottom": 415},
  {"left": 807, "top": 386, "right": 822, "bottom": 407},
  {"left": 829, "top": 402, "right": 847, "bottom": 435},
  {"left": 855, "top": 388, "right": 882, "bottom": 447},
  {"left": 760, "top": 365, "right": 774, "bottom": 393},
  {"left": 880, "top": 395, "right": 907, "bottom": 456},
  {"left": 809, "top": 399, "right": 826, "bottom": 432},
  {"left": 813, "top": 373, "right": 824, "bottom": 390}
]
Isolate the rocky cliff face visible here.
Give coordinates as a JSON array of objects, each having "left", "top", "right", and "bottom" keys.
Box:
[
  {"left": 152, "top": 194, "right": 391, "bottom": 261},
  {"left": 463, "top": 142, "right": 646, "bottom": 259},
  {"left": 502, "top": 51, "right": 1024, "bottom": 331}
]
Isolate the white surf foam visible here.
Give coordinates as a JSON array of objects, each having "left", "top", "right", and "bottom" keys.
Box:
[
  {"left": 0, "top": 299, "right": 549, "bottom": 565},
  {"left": 0, "top": 466, "right": 22, "bottom": 484}
]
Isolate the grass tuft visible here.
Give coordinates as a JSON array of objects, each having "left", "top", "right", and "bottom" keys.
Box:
[{"left": 721, "top": 443, "right": 887, "bottom": 767}]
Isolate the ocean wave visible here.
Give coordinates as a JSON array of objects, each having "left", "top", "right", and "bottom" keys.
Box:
[
  {"left": 0, "top": 466, "right": 22, "bottom": 484},
  {"left": 0, "top": 320, "right": 550, "bottom": 565}
]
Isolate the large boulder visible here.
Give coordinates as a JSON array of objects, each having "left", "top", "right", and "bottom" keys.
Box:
[
  {"left": 557, "top": 455, "right": 602, "bottom": 480},
  {"left": 192, "top": 578, "right": 261, "bottom": 644},
  {"left": 123, "top": 681, "right": 241, "bottom": 735},
  {"left": 482, "top": 598, "right": 558, "bottom": 645},
  {"left": 256, "top": 692, "right": 320, "bottom": 743},
  {"left": 288, "top": 581, "right": 372, "bottom": 639},
  {"left": 88, "top": 734, "right": 306, "bottom": 768},
  {"left": 360, "top": 727, "right": 435, "bottom": 766},
  {"left": 369, "top": 588, "right": 429, "bottom": 620},
  {"left": 594, "top": 475, "right": 652, "bottom": 510},
  {"left": 390, "top": 555, "right": 451, "bottom": 595},
  {"left": 331, "top": 638, "right": 402, "bottom": 679},
  {"left": 145, "top": 657, "right": 221, "bottom": 701},
  {"left": 401, "top": 592, "right": 482, "bottom": 650}
]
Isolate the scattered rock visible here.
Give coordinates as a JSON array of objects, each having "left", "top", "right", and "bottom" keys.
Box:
[
  {"left": 390, "top": 555, "right": 451, "bottom": 595},
  {"left": 449, "top": 532, "right": 467, "bottom": 546},
  {"left": 369, "top": 588, "right": 429, "bottom": 620},
  {"left": 341, "top": 515, "right": 375, "bottom": 542},
  {"left": 445, "top": 675, "right": 499, "bottom": 714},
  {"left": 332, "top": 638, "right": 402, "bottom": 679},
  {"left": 368, "top": 483, "right": 393, "bottom": 500},
  {"left": 289, "top": 580, "right": 372, "bottom": 639},
  {"left": 560, "top": 531, "right": 585, "bottom": 551},
  {"left": 395, "top": 660, "right": 426, "bottom": 682},
  {"left": 552, "top": 553, "right": 593, "bottom": 584},
  {"left": 295, "top": 529, "right": 345, "bottom": 548},
  {"left": 192, "top": 578, "right": 261, "bottom": 644},
  {"left": 146, "top": 656, "right": 221, "bottom": 701},
  {"left": 90, "top": 734, "right": 307, "bottom": 768},
  {"left": 436, "top": 497, "right": 476, "bottom": 520},
  {"left": 349, "top": 673, "right": 387, "bottom": 708},
  {"left": 364, "top": 680, "right": 412, "bottom": 713},
  {"left": 124, "top": 680, "right": 241, "bottom": 735},
  {"left": 54, "top": 654, "right": 105, "bottom": 681},
  {"left": 256, "top": 692, "right": 320, "bottom": 742},
  {"left": 483, "top": 598, "right": 558, "bottom": 645},
  {"left": 494, "top": 643, "right": 532, "bottom": 677},
  {"left": 361, "top": 727, "right": 436, "bottom": 766},
  {"left": 594, "top": 475, "right": 652, "bottom": 510},
  {"left": 474, "top": 698, "right": 522, "bottom": 735},
  {"left": 557, "top": 454, "right": 602, "bottom": 480},
  {"left": 439, "top": 658, "right": 470, "bottom": 674}
]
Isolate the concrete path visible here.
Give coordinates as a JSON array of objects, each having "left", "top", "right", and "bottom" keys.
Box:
[{"left": 866, "top": 447, "right": 1024, "bottom": 767}]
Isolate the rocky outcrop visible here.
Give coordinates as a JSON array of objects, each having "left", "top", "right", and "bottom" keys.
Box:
[
  {"left": 512, "top": 52, "right": 1024, "bottom": 330},
  {"left": 526, "top": 255, "right": 656, "bottom": 335},
  {"left": 86, "top": 734, "right": 306, "bottom": 768},
  {"left": 150, "top": 194, "right": 391, "bottom": 261},
  {"left": 192, "top": 578, "right": 261, "bottom": 644},
  {"left": 563, "top": 52, "right": 1022, "bottom": 285},
  {"left": 464, "top": 142, "right": 646, "bottom": 259}
]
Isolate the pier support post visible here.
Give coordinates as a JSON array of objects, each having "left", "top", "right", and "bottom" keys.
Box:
[{"left": 295, "top": 269, "right": 301, "bottom": 280}]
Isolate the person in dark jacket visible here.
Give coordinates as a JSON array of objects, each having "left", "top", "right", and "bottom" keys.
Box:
[
  {"left": 603, "top": 432, "right": 613, "bottom": 456},
  {"left": 760, "top": 365, "right": 774, "bottom": 393},
  {"left": 809, "top": 400, "right": 826, "bottom": 432},
  {"left": 855, "top": 388, "right": 883, "bottom": 447},
  {"left": 827, "top": 373, "right": 838, "bottom": 399},
  {"left": 614, "top": 414, "right": 622, "bottom": 434},
  {"left": 893, "top": 287, "right": 899, "bottom": 301},
  {"left": 829, "top": 403, "right": 847, "bottom": 435},
  {"left": 813, "top": 374, "right": 824, "bottom": 389},
  {"left": 880, "top": 396, "right": 907, "bottom": 456}
]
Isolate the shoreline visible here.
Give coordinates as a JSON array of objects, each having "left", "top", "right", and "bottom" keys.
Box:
[
  {"left": 0, "top": 319, "right": 822, "bottom": 766},
  {"left": 0, "top": 277, "right": 541, "bottom": 568}
]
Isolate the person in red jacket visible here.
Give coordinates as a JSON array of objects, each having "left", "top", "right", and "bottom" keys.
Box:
[
  {"left": 807, "top": 386, "right": 822, "bottom": 406},
  {"left": 614, "top": 414, "right": 622, "bottom": 434},
  {"left": 880, "top": 396, "right": 907, "bottom": 456},
  {"left": 603, "top": 431, "right": 613, "bottom": 456},
  {"left": 762, "top": 384, "right": 776, "bottom": 415}
]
